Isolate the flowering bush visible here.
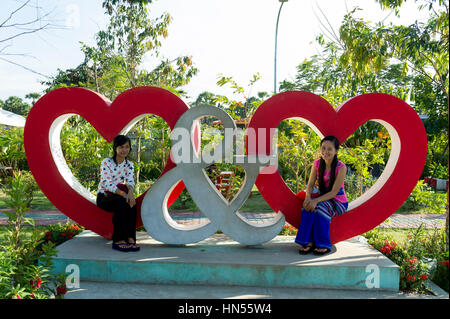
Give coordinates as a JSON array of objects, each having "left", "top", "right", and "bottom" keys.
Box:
[
  {"left": 377, "top": 240, "right": 407, "bottom": 264},
  {"left": 40, "top": 222, "right": 84, "bottom": 248},
  {"left": 363, "top": 228, "right": 430, "bottom": 293},
  {"left": 400, "top": 256, "right": 430, "bottom": 292},
  {"left": 0, "top": 172, "right": 68, "bottom": 299},
  {"left": 280, "top": 223, "right": 297, "bottom": 236},
  {"left": 364, "top": 226, "right": 449, "bottom": 294}
]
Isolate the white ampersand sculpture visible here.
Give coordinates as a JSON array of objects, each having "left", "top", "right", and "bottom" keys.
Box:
[{"left": 140, "top": 105, "right": 286, "bottom": 245}]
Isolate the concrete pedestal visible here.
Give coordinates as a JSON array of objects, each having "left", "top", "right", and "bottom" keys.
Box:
[{"left": 48, "top": 230, "right": 399, "bottom": 292}]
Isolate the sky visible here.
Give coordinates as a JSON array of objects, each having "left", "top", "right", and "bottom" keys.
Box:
[{"left": 0, "top": 0, "right": 427, "bottom": 105}]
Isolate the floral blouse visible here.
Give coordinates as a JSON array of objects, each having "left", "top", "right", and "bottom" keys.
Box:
[{"left": 97, "top": 157, "right": 135, "bottom": 195}]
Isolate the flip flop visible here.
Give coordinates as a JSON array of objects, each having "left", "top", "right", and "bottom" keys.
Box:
[
  {"left": 313, "top": 247, "right": 331, "bottom": 255},
  {"left": 298, "top": 243, "right": 314, "bottom": 255},
  {"left": 127, "top": 241, "right": 140, "bottom": 252},
  {"left": 112, "top": 242, "right": 132, "bottom": 252}
]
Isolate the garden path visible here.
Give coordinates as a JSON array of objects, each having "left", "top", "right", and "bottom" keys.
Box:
[{"left": 0, "top": 208, "right": 446, "bottom": 229}]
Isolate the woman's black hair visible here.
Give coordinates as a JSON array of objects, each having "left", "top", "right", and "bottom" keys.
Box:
[
  {"left": 112, "top": 135, "right": 132, "bottom": 164},
  {"left": 318, "top": 136, "right": 340, "bottom": 195}
]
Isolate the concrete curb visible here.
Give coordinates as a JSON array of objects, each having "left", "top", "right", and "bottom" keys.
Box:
[{"left": 425, "top": 280, "right": 449, "bottom": 299}]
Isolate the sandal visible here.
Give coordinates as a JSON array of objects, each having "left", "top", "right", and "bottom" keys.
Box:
[
  {"left": 112, "top": 242, "right": 132, "bottom": 252},
  {"left": 127, "top": 240, "right": 140, "bottom": 252},
  {"left": 313, "top": 247, "right": 331, "bottom": 255},
  {"left": 298, "top": 243, "right": 314, "bottom": 255}
]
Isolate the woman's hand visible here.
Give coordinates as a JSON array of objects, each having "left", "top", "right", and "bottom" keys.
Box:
[
  {"left": 308, "top": 198, "right": 318, "bottom": 211},
  {"left": 303, "top": 198, "right": 318, "bottom": 211},
  {"left": 126, "top": 192, "right": 136, "bottom": 207},
  {"left": 303, "top": 198, "right": 311, "bottom": 211}
]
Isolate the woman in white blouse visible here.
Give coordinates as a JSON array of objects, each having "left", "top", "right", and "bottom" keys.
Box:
[{"left": 96, "top": 135, "right": 139, "bottom": 252}]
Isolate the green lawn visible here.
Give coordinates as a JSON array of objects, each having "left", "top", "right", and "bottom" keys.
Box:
[
  {"left": 0, "top": 187, "right": 440, "bottom": 215},
  {"left": 0, "top": 225, "right": 48, "bottom": 246},
  {"left": 367, "top": 228, "right": 426, "bottom": 245},
  {"left": 0, "top": 188, "right": 274, "bottom": 212},
  {"left": 0, "top": 190, "right": 56, "bottom": 210}
]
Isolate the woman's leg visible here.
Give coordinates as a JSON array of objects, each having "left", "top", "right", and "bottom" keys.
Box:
[
  {"left": 312, "top": 201, "right": 348, "bottom": 251},
  {"left": 97, "top": 193, "right": 133, "bottom": 243},
  {"left": 125, "top": 205, "right": 137, "bottom": 243},
  {"left": 312, "top": 201, "right": 334, "bottom": 250},
  {"left": 295, "top": 208, "right": 314, "bottom": 247}
]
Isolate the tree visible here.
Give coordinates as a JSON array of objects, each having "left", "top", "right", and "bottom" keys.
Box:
[
  {"left": 215, "top": 73, "right": 265, "bottom": 122},
  {"left": 191, "top": 91, "right": 225, "bottom": 108},
  {"left": 279, "top": 44, "right": 411, "bottom": 148},
  {"left": 0, "top": 127, "right": 28, "bottom": 176},
  {"left": 277, "top": 120, "right": 321, "bottom": 193},
  {"left": 41, "top": 63, "right": 92, "bottom": 94},
  {"left": 24, "top": 92, "right": 41, "bottom": 106},
  {"left": 0, "top": 0, "right": 61, "bottom": 77},
  {"left": 96, "top": 0, "right": 198, "bottom": 191},
  {"left": 1, "top": 96, "right": 31, "bottom": 116},
  {"left": 338, "top": 1, "right": 448, "bottom": 132},
  {"left": 99, "top": 0, "right": 172, "bottom": 88},
  {"left": 42, "top": 0, "right": 199, "bottom": 193},
  {"left": 338, "top": 0, "right": 449, "bottom": 241}
]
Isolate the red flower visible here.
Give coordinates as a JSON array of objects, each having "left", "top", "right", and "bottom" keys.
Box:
[
  {"left": 56, "top": 284, "right": 67, "bottom": 296},
  {"left": 380, "top": 243, "right": 394, "bottom": 254},
  {"left": 30, "top": 278, "right": 42, "bottom": 289},
  {"left": 420, "top": 274, "right": 428, "bottom": 280},
  {"left": 406, "top": 274, "right": 416, "bottom": 282}
]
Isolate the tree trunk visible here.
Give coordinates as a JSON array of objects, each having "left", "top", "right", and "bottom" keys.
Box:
[
  {"left": 94, "top": 61, "right": 99, "bottom": 92},
  {"left": 446, "top": 185, "right": 449, "bottom": 247}
]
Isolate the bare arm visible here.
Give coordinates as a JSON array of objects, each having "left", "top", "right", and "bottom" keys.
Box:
[
  {"left": 303, "top": 165, "right": 317, "bottom": 210},
  {"left": 309, "top": 166, "right": 347, "bottom": 209}
]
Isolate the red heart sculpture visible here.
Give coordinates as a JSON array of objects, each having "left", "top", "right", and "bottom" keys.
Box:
[
  {"left": 24, "top": 87, "right": 189, "bottom": 239},
  {"left": 248, "top": 91, "right": 427, "bottom": 243}
]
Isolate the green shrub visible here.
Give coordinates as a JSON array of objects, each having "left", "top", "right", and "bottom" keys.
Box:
[
  {"left": 3, "top": 170, "right": 38, "bottom": 207},
  {"left": 404, "top": 180, "right": 447, "bottom": 213},
  {"left": 39, "top": 222, "right": 84, "bottom": 249},
  {"left": 279, "top": 223, "right": 297, "bottom": 236},
  {"left": 0, "top": 172, "right": 67, "bottom": 299},
  {"left": 362, "top": 226, "right": 447, "bottom": 293},
  {"left": 431, "top": 252, "right": 449, "bottom": 292}
]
